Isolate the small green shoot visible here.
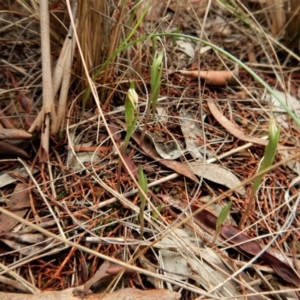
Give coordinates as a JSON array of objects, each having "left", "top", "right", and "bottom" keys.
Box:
[
  {"left": 171, "top": 26, "right": 181, "bottom": 47},
  {"left": 152, "top": 204, "right": 162, "bottom": 220},
  {"left": 140, "top": 49, "right": 163, "bottom": 145},
  {"left": 138, "top": 165, "right": 148, "bottom": 239},
  {"left": 117, "top": 82, "right": 138, "bottom": 187},
  {"left": 154, "top": 186, "right": 160, "bottom": 193},
  {"left": 150, "top": 50, "right": 163, "bottom": 115},
  {"left": 238, "top": 118, "right": 280, "bottom": 229},
  {"left": 123, "top": 85, "right": 138, "bottom": 154},
  {"left": 213, "top": 200, "right": 232, "bottom": 244}
]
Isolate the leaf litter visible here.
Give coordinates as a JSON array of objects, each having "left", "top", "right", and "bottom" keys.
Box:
[{"left": 0, "top": 0, "right": 300, "bottom": 299}]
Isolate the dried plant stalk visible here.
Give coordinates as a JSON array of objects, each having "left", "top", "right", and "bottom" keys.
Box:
[
  {"left": 77, "top": 0, "right": 111, "bottom": 91},
  {"left": 284, "top": 0, "right": 300, "bottom": 47},
  {"left": 266, "top": 0, "right": 285, "bottom": 38},
  {"left": 39, "top": 0, "right": 57, "bottom": 160}
]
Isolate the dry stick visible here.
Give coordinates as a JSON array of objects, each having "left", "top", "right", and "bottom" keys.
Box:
[
  {"left": 28, "top": 28, "right": 70, "bottom": 134},
  {"left": 52, "top": 37, "right": 71, "bottom": 97},
  {"left": 55, "top": 2, "right": 78, "bottom": 132},
  {"left": 56, "top": 36, "right": 76, "bottom": 132},
  {"left": 39, "top": 0, "right": 56, "bottom": 160}
]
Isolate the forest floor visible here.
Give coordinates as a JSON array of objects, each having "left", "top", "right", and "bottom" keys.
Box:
[{"left": 0, "top": 0, "right": 300, "bottom": 299}]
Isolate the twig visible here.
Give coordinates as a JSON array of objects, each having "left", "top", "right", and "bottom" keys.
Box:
[{"left": 39, "top": 0, "right": 56, "bottom": 159}]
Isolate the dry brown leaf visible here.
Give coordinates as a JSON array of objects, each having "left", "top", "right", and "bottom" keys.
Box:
[
  {"left": 178, "top": 70, "right": 238, "bottom": 86},
  {"left": 0, "top": 183, "right": 30, "bottom": 232},
  {"left": 179, "top": 107, "right": 206, "bottom": 159},
  {"left": 143, "top": 0, "right": 165, "bottom": 21},
  {"left": 207, "top": 99, "right": 293, "bottom": 150},
  {"left": 83, "top": 261, "right": 128, "bottom": 293},
  {"left": 186, "top": 160, "right": 245, "bottom": 195},
  {"left": 135, "top": 134, "right": 198, "bottom": 182},
  {"left": 108, "top": 120, "right": 122, "bottom": 142},
  {"left": 0, "top": 239, "right": 44, "bottom": 256},
  {"left": 0, "top": 110, "right": 15, "bottom": 129},
  {"left": 17, "top": 93, "right": 32, "bottom": 113},
  {"left": 0, "top": 128, "right": 32, "bottom": 140},
  {"left": 123, "top": 155, "right": 138, "bottom": 178},
  {"left": 25, "top": 115, "right": 35, "bottom": 128},
  {"left": 0, "top": 141, "right": 29, "bottom": 158},
  {"left": 0, "top": 232, "right": 44, "bottom": 244}
]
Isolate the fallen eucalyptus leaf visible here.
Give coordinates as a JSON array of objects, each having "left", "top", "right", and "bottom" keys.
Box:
[
  {"left": 0, "top": 141, "right": 29, "bottom": 158},
  {"left": 207, "top": 99, "right": 293, "bottom": 150},
  {"left": 179, "top": 107, "right": 213, "bottom": 159},
  {"left": 0, "top": 128, "right": 32, "bottom": 140},
  {"left": 0, "top": 167, "right": 38, "bottom": 188},
  {"left": 177, "top": 69, "right": 239, "bottom": 86},
  {"left": 186, "top": 160, "right": 245, "bottom": 195},
  {"left": 152, "top": 139, "right": 183, "bottom": 160}
]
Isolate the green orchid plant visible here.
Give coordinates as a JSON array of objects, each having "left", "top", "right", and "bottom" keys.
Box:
[{"left": 239, "top": 118, "right": 280, "bottom": 229}]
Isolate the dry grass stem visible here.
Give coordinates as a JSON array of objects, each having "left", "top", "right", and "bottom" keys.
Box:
[{"left": 39, "top": 0, "right": 56, "bottom": 159}]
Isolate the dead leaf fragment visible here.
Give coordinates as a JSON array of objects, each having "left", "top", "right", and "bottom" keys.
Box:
[
  {"left": 207, "top": 99, "right": 293, "bottom": 150},
  {"left": 108, "top": 120, "right": 122, "bottom": 142},
  {"left": 178, "top": 69, "right": 238, "bottom": 86},
  {"left": 1, "top": 239, "right": 44, "bottom": 256},
  {"left": 0, "top": 232, "right": 44, "bottom": 244},
  {"left": 0, "top": 128, "right": 32, "bottom": 140},
  {"left": 143, "top": 0, "right": 165, "bottom": 21},
  {"left": 187, "top": 160, "right": 245, "bottom": 195},
  {"left": 0, "top": 167, "right": 38, "bottom": 189},
  {"left": 123, "top": 155, "right": 138, "bottom": 178},
  {"left": 0, "top": 183, "right": 30, "bottom": 232},
  {"left": 17, "top": 93, "right": 32, "bottom": 113},
  {"left": 179, "top": 108, "right": 214, "bottom": 159},
  {"left": 137, "top": 136, "right": 198, "bottom": 182},
  {"left": 0, "top": 141, "right": 29, "bottom": 158},
  {"left": 152, "top": 139, "right": 183, "bottom": 160},
  {"left": 83, "top": 261, "right": 128, "bottom": 293}
]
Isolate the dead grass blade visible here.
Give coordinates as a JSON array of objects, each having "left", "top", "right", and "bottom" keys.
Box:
[
  {"left": 55, "top": 36, "right": 76, "bottom": 132},
  {"left": 39, "top": 0, "right": 56, "bottom": 160}
]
